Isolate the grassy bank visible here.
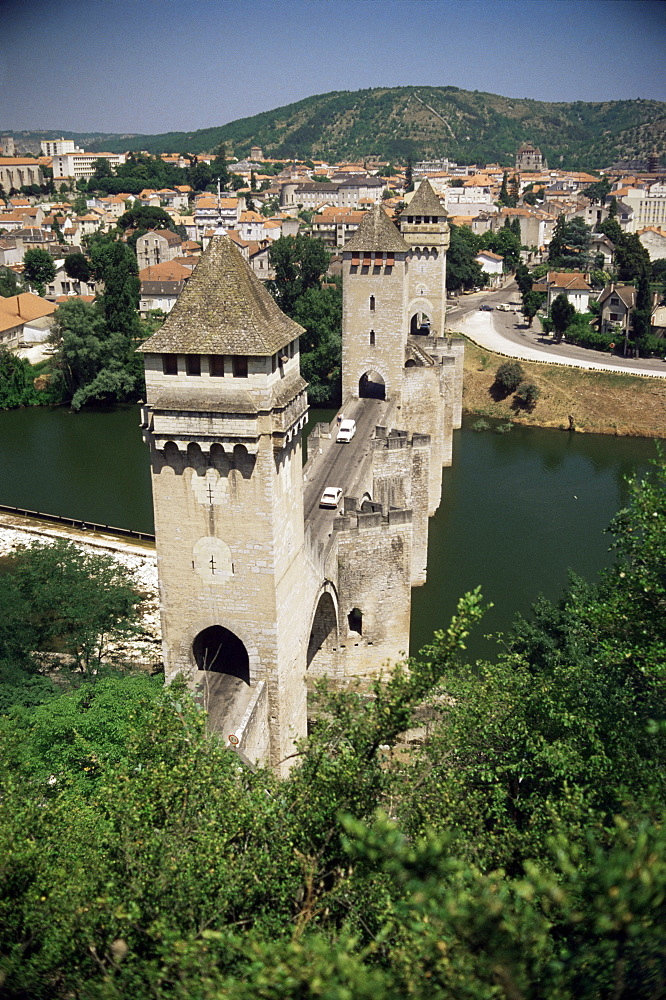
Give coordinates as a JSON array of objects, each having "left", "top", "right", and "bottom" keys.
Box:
[{"left": 462, "top": 337, "right": 666, "bottom": 438}]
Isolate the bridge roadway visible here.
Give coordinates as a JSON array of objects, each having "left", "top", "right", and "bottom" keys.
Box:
[{"left": 303, "top": 396, "right": 393, "bottom": 549}]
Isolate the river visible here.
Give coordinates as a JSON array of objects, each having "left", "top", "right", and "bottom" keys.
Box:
[{"left": 0, "top": 405, "right": 659, "bottom": 661}]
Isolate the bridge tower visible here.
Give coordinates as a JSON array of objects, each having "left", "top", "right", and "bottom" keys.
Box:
[
  {"left": 139, "top": 234, "right": 309, "bottom": 771},
  {"left": 341, "top": 204, "right": 411, "bottom": 404},
  {"left": 398, "top": 178, "right": 450, "bottom": 338}
]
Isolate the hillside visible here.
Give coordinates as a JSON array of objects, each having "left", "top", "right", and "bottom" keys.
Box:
[{"left": 5, "top": 87, "right": 665, "bottom": 169}]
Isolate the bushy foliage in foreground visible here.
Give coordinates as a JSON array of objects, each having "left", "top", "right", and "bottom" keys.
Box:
[{"left": 0, "top": 458, "right": 664, "bottom": 998}]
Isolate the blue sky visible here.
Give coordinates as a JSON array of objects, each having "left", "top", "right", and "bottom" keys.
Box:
[{"left": 2, "top": 0, "right": 665, "bottom": 134}]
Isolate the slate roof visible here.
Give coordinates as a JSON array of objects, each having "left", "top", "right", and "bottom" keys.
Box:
[
  {"left": 138, "top": 233, "right": 303, "bottom": 356},
  {"left": 343, "top": 204, "right": 409, "bottom": 253},
  {"left": 401, "top": 179, "right": 446, "bottom": 218}
]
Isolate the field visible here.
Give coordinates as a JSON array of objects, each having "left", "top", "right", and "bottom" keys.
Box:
[{"left": 462, "top": 337, "right": 666, "bottom": 438}]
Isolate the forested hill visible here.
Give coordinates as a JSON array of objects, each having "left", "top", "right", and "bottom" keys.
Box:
[
  {"left": 7, "top": 87, "right": 664, "bottom": 169},
  {"left": 79, "top": 87, "right": 666, "bottom": 169}
]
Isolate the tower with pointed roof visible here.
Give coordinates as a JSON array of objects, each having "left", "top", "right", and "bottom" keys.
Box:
[
  {"left": 341, "top": 203, "right": 411, "bottom": 403},
  {"left": 139, "top": 234, "right": 309, "bottom": 770},
  {"left": 399, "top": 178, "right": 450, "bottom": 340}
]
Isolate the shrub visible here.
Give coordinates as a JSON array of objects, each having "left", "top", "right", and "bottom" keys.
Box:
[
  {"left": 514, "top": 381, "right": 540, "bottom": 411},
  {"left": 494, "top": 360, "right": 525, "bottom": 394}
]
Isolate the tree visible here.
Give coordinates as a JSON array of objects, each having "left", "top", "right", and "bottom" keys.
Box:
[
  {"left": 494, "top": 360, "right": 525, "bottom": 394},
  {"left": 96, "top": 240, "right": 140, "bottom": 338},
  {"left": 514, "top": 380, "right": 540, "bottom": 410},
  {"left": 521, "top": 289, "right": 545, "bottom": 327},
  {"left": 480, "top": 227, "right": 521, "bottom": 270},
  {"left": 0, "top": 266, "right": 21, "bottom": 298},
  {"left": 267, "top": 235, "right": 330, "bottom": 316},
  {"left": 0, "top": 347, "right": 41, "bottom": 408},
  {"left": 292, "top": 283, "right": 342, "bottom": 405},
  {"left": 548, "top": 215, "right": 591, "bottom": 270},
  {"left": 404, "top": 157, "right": 413, "bottom": 192},
  {"left": 446, "top": 224, "right": 484, "bottom": 292},
  {"left": 64, "top": 252, "right": 91, "bottom": 284},
  {"left": 117, "top": 204, "right": 175, "bottom": 232},
  {"left": 210, "top": 142, "right": 230, "bottom": 190},
  {"left": 550, "top": 292, "right": 576, "bottom": 340},
  {"left": 92, "top": 157, "right": 113, "bottom": 182},
  {"left": 515, "top": 261, "right": 532, "bottom": 298},
  {"left": 582, "top": 177, "right": 611, "bottom": 204},
  {"left": 23, "top": 248, "right": 56, "bottom": 295},
  {"left": 5, "top": 539, "right": 143, "bottom": 673}
]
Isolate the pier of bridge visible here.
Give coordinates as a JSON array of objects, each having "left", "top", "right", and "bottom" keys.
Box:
[{"left": 138, "top": 182, "right": 464, "bottom": 771}]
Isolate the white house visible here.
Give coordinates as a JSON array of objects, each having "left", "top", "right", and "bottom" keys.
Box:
[{"left": 475, "top": 250, "right": 504, "bottom": 288}]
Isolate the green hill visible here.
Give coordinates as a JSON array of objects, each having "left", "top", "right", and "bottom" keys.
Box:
[{"left": 6, "top": 87, "right": 665, "bottom": 170}]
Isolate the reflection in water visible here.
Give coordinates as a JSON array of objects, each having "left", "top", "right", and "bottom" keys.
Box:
[
  {"left": 0, "top": 405, "right": 660, "bottom": 665},
  {"left": 410, "top": 416, "right": 660, "bottom": 661}
]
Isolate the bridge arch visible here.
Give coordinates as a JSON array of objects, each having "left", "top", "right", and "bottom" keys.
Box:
[
  {"left": 306, "top": 582, "right": 340, "bottom": 677},
  {"left": 359, "top": 369, "right": 386, "bottom": 400},
  {"left": 408, "top": 296, "right": 435, "bottom": 336},
  {"left": 193, "top": 624, "right": 250, "bottom": 683}
]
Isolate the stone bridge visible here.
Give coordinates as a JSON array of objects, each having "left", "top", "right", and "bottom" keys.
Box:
[{"left": 139, "top": 185, "right": 463, "bottom": 772}]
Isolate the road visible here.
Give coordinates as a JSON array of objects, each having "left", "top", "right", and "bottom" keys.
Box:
[
  {"left": 447, "top": 282, "right": 666, "bottom": 379},
  {"left": 303, "top": 396, "right": 391, "bottom": 548}
]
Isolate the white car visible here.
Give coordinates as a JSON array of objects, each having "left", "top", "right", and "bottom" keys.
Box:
[
  {"left": 319, "top": 487, "right": 343, "bottom": 509},
  {"left": 336, "top": 418, "right": 356, "bottom": 443}
]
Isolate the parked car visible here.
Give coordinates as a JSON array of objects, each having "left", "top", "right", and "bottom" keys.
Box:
[
  {"left": 337, "top": 418, "right": 356, "bottom": 443},
  {"left": 320, "top": 487, "right": 343, "bottom": 509},
  {"left": 479, "top": 304, "right": 494, "bottom": 312}
]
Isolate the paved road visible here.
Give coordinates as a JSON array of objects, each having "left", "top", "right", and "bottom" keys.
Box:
[
  {"left": 303, "top": 396, "right": 391, "bottom": 548},
  {"left": 447, "top": 282, "right": 666, "bottom": 379}
]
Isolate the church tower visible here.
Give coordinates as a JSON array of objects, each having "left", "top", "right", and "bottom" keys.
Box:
[
  {"left": 399, "top": 179, "right": 450, "bottom": 338},
  {"left": 139, "top": 235, "right": 309, "bottom": 770}
]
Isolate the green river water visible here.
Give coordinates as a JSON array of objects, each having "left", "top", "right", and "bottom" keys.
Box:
[{"left": 0, "top": 404, "right": 660, "bottom": 662}]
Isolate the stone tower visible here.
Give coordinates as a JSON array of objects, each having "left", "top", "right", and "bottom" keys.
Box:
[
  {"left": 399, "top": 179, "right": 450, "bottom": 338},
  {"left": 341, "top": 204, "right": 411, "bottom": 403},
  {"left": 139, "top": 235, "right": 309, "bottom": 771}
]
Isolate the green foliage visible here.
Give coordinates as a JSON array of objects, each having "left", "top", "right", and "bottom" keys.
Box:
[
  {"left": 494, "top": 360, "right": 525, "bottom": 394},
  {"left": 48, "top": 296, "right": 144, "bottom": 410},
  {"left": 293, "top": 283, "right": 342, "bottom": 405},
  {"left": 63, "top": 251, "right": 91, "bottom": 284},
  {"left": 515, "top": 261, "right": 533, "bottom": 297},
  {"left": 548, "top": 215, "right": 592, "bottom": 270},
  {"left": 0, "top": 347, "right": 46, "bottom": 409},
  {"left": 268, "top": 234, "right": 330, "bottom": 315},
  {"left": 5, "top": 539, "right": 143, "bottom": 673},
  {"left": 446, "top": 225, "right": 484, "bottom": 291},
  {"left": 479, "top": 226, "right": 521, "bottom": 269},
  {"left": 117, "top": 204, "right": 175, "bottom": 232},
  {"left": 550, "top": 292, "right": 576, "bottom": 340},
  {"left": 0, "top": 267, "right": 22, "bottom": 298},
  {"left": 23, "top": 248, "right": 56, "bottom": 295},
  {"left": 0, "top": 457, "right": 664, "bottom": 998},
  {"left": 521, "top": 288, "right": 545, "bottom": 326},
  {"left": 562, "top": 312, "right": 616, "bottom": 351},
  {"left": 514, "top": 380, "right": 540, "bottom": 410}
]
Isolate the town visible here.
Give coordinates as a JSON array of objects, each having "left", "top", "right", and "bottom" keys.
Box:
[{"left": 0, "top": 133, "right": 665, "bottom": 388}]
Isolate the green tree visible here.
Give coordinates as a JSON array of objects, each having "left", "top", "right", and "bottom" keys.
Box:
[
  {"left": 0, "top": 266, "right": 21, "bottom": 298},
  {"left": 0, "top": 347, "right": 40, "bottom": 409},
  {"left": 514, "top": 380, "right": 540, "bottom": 410},
  {"left": 23, "top": 248, "right": 56, "bottom": 295},
  {"left": 117, "top": 204, "right": 175, "bottom": 232},
  {"left": 210, "top": 142, "right": 230, "bottom": 190},
  {"left": 446, "top": 225, "right": 484, "bottom": 292},
  {"left": 515, "top": 261, "right": 532, "bottom": 297},
  {"left": 96, "top": 240, "right": 140, "bottom": 338},
  {"left": 550, "top": 292, "right": 576, "bottom": 340},
  {"left": 64, "top": 252, "right": 92, "bottom": 284},
  {"left": 404, "top": 158, "right": 413, "bottom": 192},
  {"left": 548, "top": 215, "right": 591, "bottom": 270},
  {"left": 292, "top": 283, "right": 342, "bottom": 404},
  {"left": 521, "top": 288, "right": 545, "bottom": 327},
  {"left": 494, "top": 359, "right": 525, "bottom": 394},
  {"left": 268, "top": 234, "right": 330, "bottom": 316},
  {"left": 92, "top": 157, "right": 114, "bottom": 182},
  {"left": 8, "top": 539, "right": 142, "bottom": 673}
]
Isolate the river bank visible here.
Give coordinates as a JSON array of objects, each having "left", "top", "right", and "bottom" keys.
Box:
[{"left": 461, "top": 337, "right": 666, "bottom": 438}]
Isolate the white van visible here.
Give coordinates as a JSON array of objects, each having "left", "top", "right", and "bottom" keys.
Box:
[{"left": 336, "top": 418, "right": 356, "bottom": 443}]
